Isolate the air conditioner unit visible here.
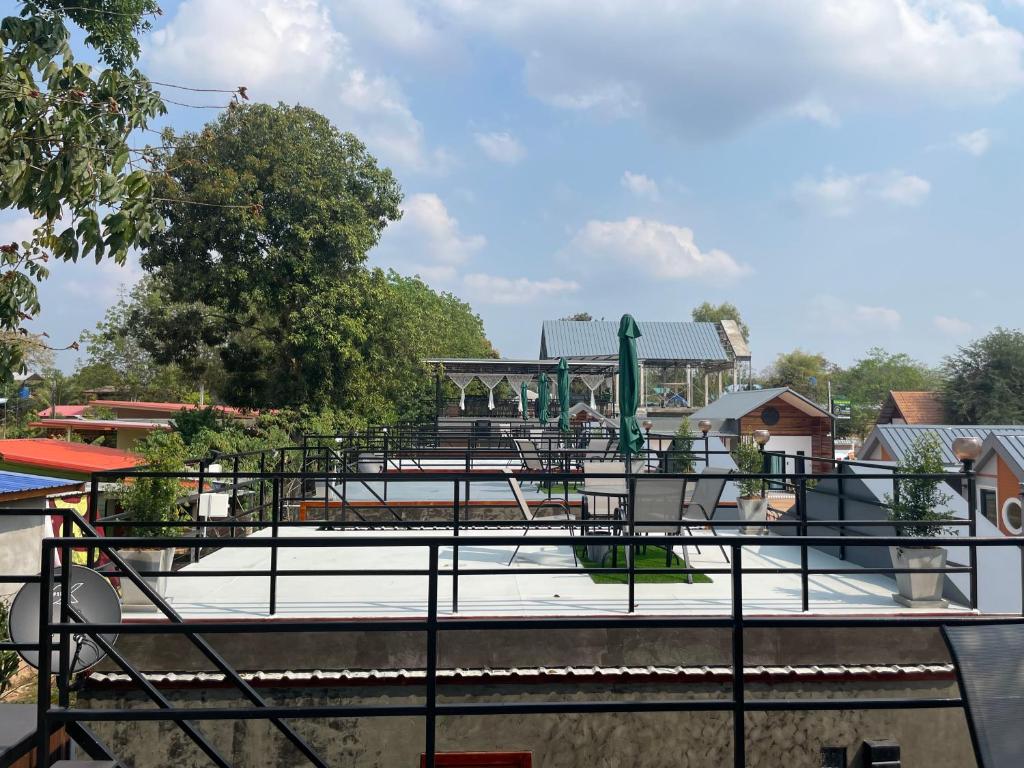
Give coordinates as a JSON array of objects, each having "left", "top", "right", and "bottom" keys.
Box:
[{"left": 197, "top": 493, "right": 230, "bottom": 519}]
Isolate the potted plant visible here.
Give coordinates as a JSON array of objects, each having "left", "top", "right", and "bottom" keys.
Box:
[
  {"left": 732, "top": 438, "right": 766, "bottom": 534},
  {"left": 883, "top": 434, "right": 953, "bottom": 608},
  {"left": 117, "top": 432, "right": 189, "bottom": 611}
]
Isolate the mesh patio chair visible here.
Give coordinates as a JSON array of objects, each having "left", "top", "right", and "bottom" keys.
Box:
[
  {"left": 513, "top": 438, "right": 547, "bottom": 481},
  {"left": 632, "top": 476, "right": 689, "bottom": 578},
  {"left": 942, "top": 624, "right": 1024, "bottom": 768},
  {"left": 680, "top": 466, "right": 731, "bottom": 563},
  {"left": 584, "top": 437, "right": 611, "bottom": 461},
  {"left": 503, "top": 469, "right": 577, "bottom": 566},
  {"left": 582, "top": 460, "right": 633, "bottom": 519}
]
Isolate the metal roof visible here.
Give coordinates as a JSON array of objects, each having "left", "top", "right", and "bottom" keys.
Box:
[
  {"left": 540, "top": 320, "right": 731, "bottom": 364},
  {"left": 425, "top": 358, "right": 617, "bottom": 375},
  {"left": 690, "top": 387, "right": 831, "bottom": 421},
  {"left": 864, "top": 424, "right": 1024, "bottom": 467},
  {"left": 0, "top": 469, "right": 80, "bottom": 496},
  {"left": 0, "top": 438, "right": 141, "bottom": 474},
  {"left": 979, "top": 433, "right": 1024, "bottom": 478}
]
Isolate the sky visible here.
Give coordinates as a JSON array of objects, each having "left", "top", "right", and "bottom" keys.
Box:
[{"left": 6, "top": 0, "right": 1024, "bottom": 373}]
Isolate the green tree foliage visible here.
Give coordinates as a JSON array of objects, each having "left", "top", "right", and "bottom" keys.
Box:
[
  {"left": 0, "top": 597, "right": 19, "bottom": 700},
  {"left": 883, "top": 434, "right": 952, "bottom": 537},
  {"left": 560, "top": 312, "right": 593, "bottom": 321},
  {"left": 762, "top": 349, "right": 831, "bottom": 402},
  {"left": 944, "top": 328, "right": 1024, "bottom": 424},
  {"left": 76, "top": 284, "right": 192, "bottom": 401},
  {"left": 731, "top": 438, "right": 763, "bottom": 498},
  {"left": 670, "top": 417, "right": 695, "bottom": 473},
  {"left": 833, "top": 347, "right": 942, "bottom": 437},
  {"left": 1, "top": 1, "right": 166, "bottom": 376},
  {"left": 117, "top": 430, "right": 189, "bottom": 538},
  {"left": 691, "top": 301, "right": 749, "bottom": 340}
]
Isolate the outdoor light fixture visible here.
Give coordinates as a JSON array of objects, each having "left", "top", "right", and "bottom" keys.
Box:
[
  {"left": 952, "top": 436, "right": 982, "bottom": 463},
  {"left": 753, "top": 429, "right": 770, "bottom": 449},
  {"left": 698, "top": 419, "right": 712, "bottom": 436},
  {"left": 642, "top": 420, "right": 653, "bottom": 432}
]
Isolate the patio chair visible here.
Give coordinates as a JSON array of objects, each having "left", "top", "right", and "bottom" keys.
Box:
[
  {"left": 513, "top": 438, "right": 547, "bottom": 475},
  {"left": 584, "top": 437, "right": 611, "bottom": 461},
  {"left": 942, "top": 624, "right": 1024, "bottom": 767},
  {"left": 503, "top": 469, "right": 577, "bottom": 566},
  {"left": 680, "top": 466, "right": 731, "bottom": 563},
  {"left": 632, "top": 476, "right": 689, "bottom": 579}
]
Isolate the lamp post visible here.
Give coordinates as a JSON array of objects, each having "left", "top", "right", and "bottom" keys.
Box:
[
  {"left": 698, "top": 419, "right": 712, "bottom": 468},
  {"left": 953, "top": 436, "right": 982, "bottom": 610},
  {"left": 753, "top": 429, "right": 771, "bottom": 495},
  {"left": 642, "top": 420, "right": 653, "bottom": 470}
]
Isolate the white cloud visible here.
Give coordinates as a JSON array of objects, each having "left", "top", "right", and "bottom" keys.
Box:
[
  {"left": 0, "top": 213, "right": 37, "bottom": 246},
  {"left": 561, "top": 217, "right": 750, "bottom": 282},
  {"left": 794, "top": 168, "right": 930, "bottom": 215},
  {"left": 934, "top": 314, "right": 973, "bottom": 336},
  {"left": 462, "top": 274, "right": 580, "bottom": 304},
  {"left": 147, "top": 0, "right": 449, "bottom": 172},
  {"left": 436, "top": 0, "right": 1024, "bottom": 137},
  {"left": 473, "top": 131, "right": 527, "bottom": 164},
  {"left": 379, "top": 193, "right": 485, "bottom": 272},
  {"left": 853, "top": 305, "right": 902, "bottom": 330},
  {"left": 955, "top": 128, "right": 992, "bottom": 156},
  {"left": 621, "top": 171, "right": 660, "bottom": 200}
]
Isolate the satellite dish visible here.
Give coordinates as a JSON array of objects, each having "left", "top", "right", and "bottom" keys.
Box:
[{"left": 8, "top": 565, "right": 121, "bottom": 674}]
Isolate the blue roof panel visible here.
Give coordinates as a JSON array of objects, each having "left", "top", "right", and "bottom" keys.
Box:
[{"left": 0, "top": 470, "right": 79, "bottom": 495}]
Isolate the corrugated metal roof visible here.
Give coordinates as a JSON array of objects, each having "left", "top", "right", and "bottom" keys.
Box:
[
  {"left": 0, "top": 469, "right": 79, "bottom": 496},
  {"left": 690, "top": 387, "right": 830, "bottom": 421},
  {"left": 540, "top": 320, "right": 730, "bottom": 362},
  {"left": 88, "top": 663, "right": 954, "bottom": 686},
  {"left": 868, "top": 424, "right": 1024, "bottom": 466},
  {"left": 980, "top": 433, "right": 1024, "bottom": 478},
  {"left": 0, "top": 439, "right": 141, "bottom": 474}
]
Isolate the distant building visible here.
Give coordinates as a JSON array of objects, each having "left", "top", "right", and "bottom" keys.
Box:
[
  {"left": 860, "top": 424, "right": 1024, "bottom": 469},
  {"left": 975, "top": 434, "right": 1024, "bottom": 536},
  {"left": 876, "top": 390, "right": 949, "bottom": 426},
  {"left": 0, "top": 438, "right": 141, "bottom": 480},
  {"left": 689, "top": 387, "right": 833, "bottom": 473}
]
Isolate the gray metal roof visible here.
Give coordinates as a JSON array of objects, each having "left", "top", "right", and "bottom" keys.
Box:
[
  {"left": 540, "top": 320, "right": 730, "bottom": 364},
  {"left": 690, "top": 387, "right": 830, "bottom": 421},
  {"left": 980, "top": 433, "right": 1024, "bottom": 478},
  {"left": 865, "top": 424, "right": 1024, "bottom": 466}
]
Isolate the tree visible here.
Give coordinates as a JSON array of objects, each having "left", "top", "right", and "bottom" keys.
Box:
[
  {"left": 1, "top": 1, "right": 167, "bottom": 377},
  {"left": 762, "top": 349, "right": 831, "bottom": 402},
  {"left": 833, "top": 348, "right": 942, "bottom": 437},
  {"left": 561, "top": 312, "right": 593, "bottom": 321},
  {"left": 691, "top": 302, "right": 749, "bottom": 341},
  {"left": 142, "top": 104, "right": 404, "bottom": 412},
  {"left": 944, "top": 328, "right": 1024, "bottom": 424}
]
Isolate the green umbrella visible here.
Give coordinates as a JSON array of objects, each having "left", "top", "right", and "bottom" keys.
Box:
[
  {"left": 520, "top": 380, "right": 529, "bottom": 419},
  {"left": 557, "top": 357, "right": 570, "bottom": 433},
  {"left": 617, "top": 314, "right": 644, "bottom": 458},
  {"left": 538, "top": 372, "right": 550, "bottom": 426}
]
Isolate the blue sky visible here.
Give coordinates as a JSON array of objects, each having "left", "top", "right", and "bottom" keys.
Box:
[{"left": 6, "top": 0, "right": 1024, "bottom": 372}]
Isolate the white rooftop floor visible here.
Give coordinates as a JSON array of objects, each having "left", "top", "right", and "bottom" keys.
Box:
[{"left": 156, "top": 527, "right": 970, "bottom": 620}]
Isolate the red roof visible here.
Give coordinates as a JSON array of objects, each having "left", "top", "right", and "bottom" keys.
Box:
[
  {"left": 29, "top": 418, "right": 171, "bottom": 432},
  {"left": 90, "top": 400, "right": 258, "bottom": 417},
  {"left": 0, "top": 439, "right": 142, "bottom": 474},
  {"left": 37, "top": 405, "right": 88, "bottom": 418}
]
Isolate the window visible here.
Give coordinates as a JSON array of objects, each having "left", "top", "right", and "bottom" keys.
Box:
[
  {"left": 420, "top": 753, "right": 532, "bottom": 768},
  {"left": 980, "top": 490, "right": 998, "bottom": 527},
  {"left": 1002, "top": 498, "right": 1023, "bottom": 535}
]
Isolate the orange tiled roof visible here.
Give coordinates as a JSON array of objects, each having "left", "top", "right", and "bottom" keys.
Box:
[{"left": 888, "top": 391, "right": 948, "bottom": 425}]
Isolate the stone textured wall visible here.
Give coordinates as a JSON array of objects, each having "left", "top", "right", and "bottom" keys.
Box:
[{"left": 81, "top": 678, "right": 974, "bottom": 768}]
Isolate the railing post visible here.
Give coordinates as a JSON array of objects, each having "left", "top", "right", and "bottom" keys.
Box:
[
  {"left": 965, "top": 458, "right": 977, "bottom": 610},
  {"left": 425, "top": 544, "right": 439, "bottom": 768},
  {"left": 258, "top": 451, "right": 267, "bottom": 524},
  {"left": 193, "top": 459, "right": 206, "bottom": 563},
  {"left": 798, "top": 475, "right": 809, "bottom": 612},
  {"left": 269, "top": 475, "right": 279, "bottom": 616},
  {"left": 36, "top": 540, "right": 53, "bottom": 766},
  {"left": 836, "top": 463, "right": 847, "bottom": 561},
  {"left": 231, "top": 455, "right": 240, "bottom": 538},
  {"left": 453, "top": 472, "right": 460, "bottom": 614},
  {"left": 627, "top": 462, "right": 636, "bottom": 613},
  {"left": 382, "top": 427, "right": 389, "bottom": 502},
  {"left": 87, "top": 473, "right": 99, "bottom": 568},
  {"left": 58, "top": 513, "right": 71, "bottom": 718},
  {"left": 731, "top": 544, "right": 745, "bottom": 768}
]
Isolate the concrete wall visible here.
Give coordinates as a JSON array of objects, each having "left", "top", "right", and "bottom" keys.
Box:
[
  {"left": 80, "top": 677, "right": 974, "bottom": 768},
  {"left": 0, "top": 507, "right": 46, "bottom": 600}
]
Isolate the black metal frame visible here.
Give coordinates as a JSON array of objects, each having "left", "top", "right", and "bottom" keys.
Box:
[{"left": 3, "top": 442, "right": 1015, "bottom": 768}]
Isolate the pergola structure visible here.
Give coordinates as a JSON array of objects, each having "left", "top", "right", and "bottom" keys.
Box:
[{"left": 425, "top": 358, "right": 618, "bottom": 417}]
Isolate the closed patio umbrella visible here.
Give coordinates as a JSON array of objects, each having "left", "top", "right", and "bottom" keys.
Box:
[
  {"left": 617, "top": 314, "right": 644, "bottom": 458},
  {"left": 557, "top": 357, "right": 570, "bottom": 434},
  {"left": 521, "top": 380, "right": 529, "bottom": 420},
  {"left": 538, "top": 373, "right": 550, "bottom": 426}
]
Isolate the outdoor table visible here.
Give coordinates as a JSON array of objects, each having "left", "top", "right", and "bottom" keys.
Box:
[
  {"left": 579, "top": 488, "right": 630, "bottom": 568},
  {"left": 547, "top": 446, "right": 607, "bottom": 472}
]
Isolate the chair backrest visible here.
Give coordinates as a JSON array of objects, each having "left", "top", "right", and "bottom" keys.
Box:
[
  {"left": 633, "top": 477, "right": 686, "bottom": 534},
  {"left": 583, "top": 461, "right": 627, "bottom": 493},
  {"left": 943, "top": 624, "right": 1024, "bottom": 767},
  {"left": 585, "top": 437, "right": 610, "bottom": 460},
  {"left": 683, "top": 466, "right": 729, "bottom": 522},
  {"left": 502, "top": 468, "right": 534, "bottom": 521},
  {"left": 514, "top": 438, "right": 545, "bottom": 471}
]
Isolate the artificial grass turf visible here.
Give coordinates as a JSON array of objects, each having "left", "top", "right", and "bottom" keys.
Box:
[{"left": 574, "top": 544, "right": 712, "bottom": 584}]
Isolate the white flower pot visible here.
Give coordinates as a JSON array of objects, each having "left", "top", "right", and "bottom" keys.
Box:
[
  {"left": 120, "top": 548, "right": 175, "bottom": 612},
  {"left": 737, "top": 496, "right": 767, "bottom": 535},
  {"left": 889, "top": 546, "right": 948, "bottom": 608}
]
